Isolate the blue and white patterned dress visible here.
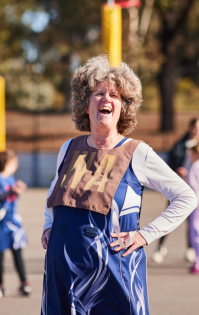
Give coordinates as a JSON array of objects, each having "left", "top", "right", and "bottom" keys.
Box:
[
  {"left": 0, "top": 174, "right": 27, "bottom": 252},
  {"left": 42, "top": 139, "right": 149, "bottom": 315}
]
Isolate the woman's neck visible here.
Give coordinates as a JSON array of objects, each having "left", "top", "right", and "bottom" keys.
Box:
[{"left": 88, "top": 131, "right": 124, "bottom": 150}]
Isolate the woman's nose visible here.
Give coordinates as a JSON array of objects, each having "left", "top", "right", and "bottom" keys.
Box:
[{"left": 103, "top": 92, "right": 111, "bottom": 101}]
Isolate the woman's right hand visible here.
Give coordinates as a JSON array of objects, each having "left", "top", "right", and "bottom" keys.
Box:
[{"left": 41, "top": 228, "right": 51, "bottom": 249}]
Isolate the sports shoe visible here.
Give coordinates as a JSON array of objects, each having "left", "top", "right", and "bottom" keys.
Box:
[
  {"left": 151, "top": 246, "right": 168, "bottom": 263},
  {"left": 190, "top": 266, "right": 199, "bottom": 275},
  {"left": 0, "top": 284, "right": 9, "bottom": 298},
  {"left": 185, "top": 247, "right": 196, "bottom": 263},
  {"left": 18, "top": 281, "right": 32, "bottom": 296}
]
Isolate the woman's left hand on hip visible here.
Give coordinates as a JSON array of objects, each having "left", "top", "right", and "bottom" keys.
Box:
[
  {"left": 110, "top": 231, "right": 147, "bottom": 257},
  {"left": 41, "top": 228, "right": 52, "bottom": 249}
]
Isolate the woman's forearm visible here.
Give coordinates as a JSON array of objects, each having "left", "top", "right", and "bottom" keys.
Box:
[{"left": 132, "top": 143, "right": 198, "bottom": 245}]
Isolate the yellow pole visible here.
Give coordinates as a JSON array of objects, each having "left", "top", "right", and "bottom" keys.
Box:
[
  {"left": 0, "top": 76, "right": 6, "bottom": 151},
  {"left": 102, "top": 4, "right": 122, "bottom": 67}
]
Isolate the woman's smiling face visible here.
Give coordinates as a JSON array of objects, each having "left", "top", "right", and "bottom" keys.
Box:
[{"left": 87, "top": 81, "right": 122, "bottom": 133}]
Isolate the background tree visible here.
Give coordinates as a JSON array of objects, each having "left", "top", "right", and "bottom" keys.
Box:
[
  {"left": 124, "top": 0, "right": 199, "bottom": 132},
  {"left": 0, "top": 0, "right": 199, "bottom": 130},
  {"left": 155, "top": 0, "right": 196, "bottom": 131}
]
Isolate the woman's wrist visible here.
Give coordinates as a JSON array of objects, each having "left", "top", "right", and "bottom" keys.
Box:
[{"left": 43, "top": 227, "right": 51, "bottom": 234}]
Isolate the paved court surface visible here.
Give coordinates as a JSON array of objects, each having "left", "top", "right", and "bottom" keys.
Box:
[{"left": 1, "top": 189, "right": 199, "bottom": 315}]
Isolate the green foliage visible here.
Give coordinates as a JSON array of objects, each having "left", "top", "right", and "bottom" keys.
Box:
[{"left": 0, "top": 0, "right": 105, "bottom": 111}]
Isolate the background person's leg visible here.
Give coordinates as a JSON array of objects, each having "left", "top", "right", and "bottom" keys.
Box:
[
  {"left": 11, "top": 248, "right": 31, "bottom": 295},
  {"left": 11, "top": 249, "right": 26, "bottom": 282},
  {"left": 189, "top": 209, "right": 199, "bottom": 274},
  {"left": 151, "top": 202, "right": 169, "bottom": 263},
  {"left": 185, "top": 215, "right": 196, "bottom": 262},
  {"left": 0, "top": 251, "right": 9, "bottom": 297}
]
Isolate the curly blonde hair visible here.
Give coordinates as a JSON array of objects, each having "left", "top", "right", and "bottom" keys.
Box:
[{"left": 71, "top": 55, "right": 142, "bottom": 135}]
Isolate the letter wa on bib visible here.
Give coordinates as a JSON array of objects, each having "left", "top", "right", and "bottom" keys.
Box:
[{"left": 47, "top": 136, "right": 140, "bottom": 215}]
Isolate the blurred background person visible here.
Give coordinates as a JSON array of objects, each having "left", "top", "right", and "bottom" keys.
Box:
[
  {"left": 152, "top": 118, "right": 199, "bottom": 263},
  {"left": 0, "top": 149, "right": 31, "bottom": 297},
  {"left": 186, "top": 139, "right": 199, "bottom": 274},
  {"left": 169, "top": 118, "right": 199, "bottom": 179}
]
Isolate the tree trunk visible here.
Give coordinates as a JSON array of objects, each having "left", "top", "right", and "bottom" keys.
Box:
[
  {"left": 156, "top": 0, "right": 196, "bottom": 132},
  {"left": 138, "top": 0, "right": 155, "bottom": 43},
  {"left": 128, "top": 7, "right": 139, "bottom": 48},
  {"left": 158, "top": 61, "right": 174, "bottom": 132}
]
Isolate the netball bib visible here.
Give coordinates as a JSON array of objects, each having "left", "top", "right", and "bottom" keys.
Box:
[{"left": 47, "top": 135, "right": 140, "bottom": 215}]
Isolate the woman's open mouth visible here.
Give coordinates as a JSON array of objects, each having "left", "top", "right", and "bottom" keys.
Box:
[{"left": 99, "top": 106, "right": 112, "bottom": 114}]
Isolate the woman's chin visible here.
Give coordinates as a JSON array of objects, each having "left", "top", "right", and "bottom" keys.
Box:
[
  {"left": 96, "top": 121, "right": 115, "bottom": 131},
  {"left": 96, "top": 116, "right": 117, "bottom": 128}
]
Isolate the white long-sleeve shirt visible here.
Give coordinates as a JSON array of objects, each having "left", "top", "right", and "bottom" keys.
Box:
[{"left": 43, "top": 139, "right": 198, "bottom": 245}]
